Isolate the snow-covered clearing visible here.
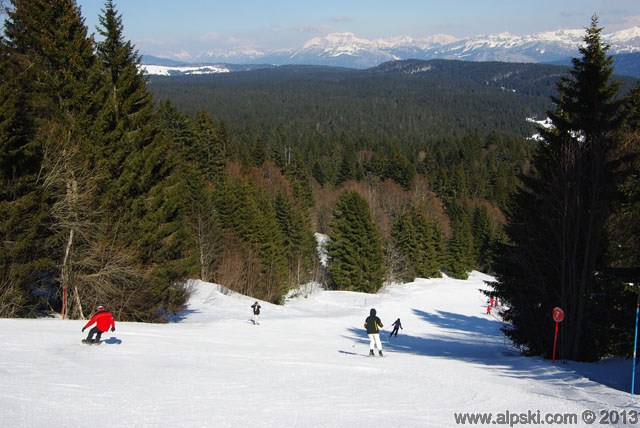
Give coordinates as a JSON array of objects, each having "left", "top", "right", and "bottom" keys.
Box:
[{"left": 1, "top": 272, "right": 637, "bottom": 427}]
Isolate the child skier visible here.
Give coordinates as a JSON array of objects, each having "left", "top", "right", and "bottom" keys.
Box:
[
  {"left": 364, "top": 308, "right": 384, "bottom": 356},
  {"left": 390, "top": 318, "right": 403, "bottom": 338},
  {"left": 251, "top": 301, "right": 261, "bottom": 325},
  {"left": 82, "top": 305, "right": 115, "bottom": 344}
]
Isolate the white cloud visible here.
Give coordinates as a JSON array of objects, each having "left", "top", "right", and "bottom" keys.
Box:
[
  {"left": 332, "top": 15, "right": 350, "bottom": 23},
  {"left": 600, "top": 13, "right": 640, "bottom": 31},
  {"left": 621, "top": 14, "right": 640, "bottom": 27},
  {"left": 293, "top": 24, "right": 333, "bottom": 34},
  {"left": 199, "top": 32, "right": 220, "bottom": 42}
]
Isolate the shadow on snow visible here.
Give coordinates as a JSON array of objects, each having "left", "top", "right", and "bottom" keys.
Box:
[
  {"left": 104, "top": 336, "right": 123, "bottom": 345},
  {"left": 344, "top": 308, "right": 506, "bottom": 361},
  {"left": 342, "top": 308, "right": 633, "bottom": 395}
]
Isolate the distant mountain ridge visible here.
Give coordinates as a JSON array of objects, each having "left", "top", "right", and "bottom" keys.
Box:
[{"left": 141, "top": 27, "right": 640, "bottom": 76}]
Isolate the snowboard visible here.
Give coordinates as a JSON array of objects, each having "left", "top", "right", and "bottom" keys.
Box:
[{"left": 81, "top": 339, "right": 101, "bottom": 345}]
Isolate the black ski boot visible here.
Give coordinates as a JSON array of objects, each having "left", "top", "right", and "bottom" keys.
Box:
[
  {"left": 369, "top": 349, "right": 374, "bottom": 356},
  {"left": 379, "top": 350, "right": 383, "bottom": 357}
]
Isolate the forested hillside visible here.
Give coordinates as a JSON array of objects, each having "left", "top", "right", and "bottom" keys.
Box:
[
  {"left": 149, "top": 60, "right": 563, "bottom": 142},
  {"left": 148, "top": 60, "right": 563, "bottom": 283}
]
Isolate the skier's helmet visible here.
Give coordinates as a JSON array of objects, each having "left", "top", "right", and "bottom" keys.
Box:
[{"left": 97, "top": 305, "right": 105, "bottom": 312}]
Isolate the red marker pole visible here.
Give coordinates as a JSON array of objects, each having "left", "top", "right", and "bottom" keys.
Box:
[
  {"left": 552, "top": 307, "right": 564, "bottom": 364},
  {"left": 62, "top": 284, "right": 67, "bottom": 320},
  {"left": 552, "top": 321, "right": 559, "bottom": 364}
]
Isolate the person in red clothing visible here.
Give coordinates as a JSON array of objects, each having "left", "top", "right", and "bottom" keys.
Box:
[{"left": 82, "top": 305, "right": 116, "bottom": 344}]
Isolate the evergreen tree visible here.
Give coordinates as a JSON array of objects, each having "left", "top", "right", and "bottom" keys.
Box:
[
  {"left": 135, "top": 102, "right": 199, "bottom": 285},
  {"left": 336, "top": 154, "right": 356, "bottom": 186},
  {"left": 327, "top": 190, "right": 384, "bottom": 293},
  {"left": 391, "top": 211, "right": 418, "bottom": 281},
  {"left": 391, "top": 207, "right": 441, "bottom": 280},
  {"left": 384, "top": 151, "right": 416, "bottom": 190},
  {"left": 311, "top": 159, "right": 328, "bottom": 186},
  {"left": 491, "top": 17, "right": 626, "bottom": 361},
  {"left": 417, "top": 217, "right": 443, "bottom": 279},
  {"left": 431, "top": 220, "right": 447, "bottom": 274},
  {"left": 335, "top": 138, "right": 357, "bottom": 185},
  {"left": 445, "top": 216, "right": 474, "bottom": 280},
  {"left": 597, "top": 81, "right": 640, "bottom": 356},
  {"left": 94, "top": 0, "right": 155, "bottom": 207},
  {"left": 211, "top": 172, "right": 292, "bottom": 302},
  {"left": 0, "top": 30, "right": 55, "bottom": 316},
  {"left": 274, "top": 191, "right": 317, "bottom": 286},
  {"left": 252, "top": 188, "right": 289, "bottom": 302},
  {"left": 471, "top": 205, "right": 494, "bottom": 271},
  {"left": 610, "top": 82, "right": 640, "bottom": 273},
  {"left": 193, "top": 110, "right": 226, "bottom": 184},
  {"left": 1, "top": 0, "right": 111, "bottom": 318},
  {"left": 249, "top": 138, "right": 267, "bottom": 167}
]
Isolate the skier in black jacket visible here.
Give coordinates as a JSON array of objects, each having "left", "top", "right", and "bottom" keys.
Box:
[
  {"left": 364, "top": 308, "right": 384, "bottom": 356},
  {"left": 251, "top": 301, "right": 261, "bottom": 325},
  {"left": 390, "top": 318, "right": 403, "bottom": 338}
]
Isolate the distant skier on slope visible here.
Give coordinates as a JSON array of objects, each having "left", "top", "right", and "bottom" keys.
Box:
[
  {"left": 82, "top": 305, "right": 115, "bottom": 344},
  {"left": 364, "top": 308, "right": 384, "bottom": 356},
  {"left": 251, "top": 301, "right": 261, "bottom": 325},
  {"left": 390, "top": 318, "right": 403, "bottom": 338}
]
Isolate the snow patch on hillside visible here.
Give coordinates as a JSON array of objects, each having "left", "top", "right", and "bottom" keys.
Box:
[{"left": 140, "top": 64, "right": 230, "bottom": 76}]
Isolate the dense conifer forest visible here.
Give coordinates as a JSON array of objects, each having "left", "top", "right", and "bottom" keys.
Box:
[
  {"left": 1, "top": 2, "right": 639, "bottom": 361},
  {"left": 148, "top": 60, "right": 560, "bottom": 142}
]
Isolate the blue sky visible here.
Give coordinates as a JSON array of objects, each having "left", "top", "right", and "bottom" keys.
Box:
[{"left": 76, "top": 0, "right": 640, "bottom": 56}]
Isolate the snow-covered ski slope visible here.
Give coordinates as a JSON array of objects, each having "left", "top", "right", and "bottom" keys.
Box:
[{"left": 1, "top": 272, "right": 638, "bottom": 427}]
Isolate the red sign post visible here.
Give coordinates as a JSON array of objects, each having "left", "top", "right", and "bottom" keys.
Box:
[
  {"left": 61, "top": 284, "right": 67, "bottom": 320},
  {"left": 552, "top": 307, "right": 564, "bottom": 364}
]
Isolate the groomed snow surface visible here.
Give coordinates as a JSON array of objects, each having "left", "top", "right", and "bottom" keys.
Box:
[{"left": 1, "top": 272, "right": 638, "bottom": 427}]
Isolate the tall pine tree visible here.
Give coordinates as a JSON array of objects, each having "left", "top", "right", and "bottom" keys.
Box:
[
  {"left": 391, "top": 207, "right": 441, "bottom": 281},
  {"left": 94, "top": 0, "right": 155, "bottom": 209},
  {"left": 0, "top": 22, "right": 55, "bottom": 316},
  {"left": 445, "top": 216, "right": 474, "bottom": 280},
  {"left": 492, "top": 17, "right": 626, "bottom": 361},
  {"left": 327, "top": 190, "right": 384, "bottom": 293},
  {"left": 1, "top": 0, "right": 111, "bottom": 318}
]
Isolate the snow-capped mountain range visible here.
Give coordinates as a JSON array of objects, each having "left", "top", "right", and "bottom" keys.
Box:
[{"left": 141, "top": 27, "right": 640, "bottom": 75}]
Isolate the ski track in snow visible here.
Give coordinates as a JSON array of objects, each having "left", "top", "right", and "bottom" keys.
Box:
[{"left": 1, "top": 271, "right": 638, "bottom": 428}]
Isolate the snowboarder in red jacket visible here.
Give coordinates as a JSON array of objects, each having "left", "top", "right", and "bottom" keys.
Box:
[{"left": 82, "top": 305, "right": 115, "bottom": 344}]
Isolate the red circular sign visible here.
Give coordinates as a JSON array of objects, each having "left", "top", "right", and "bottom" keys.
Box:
[{"left": 552, "top": 307, "right": 565, "bottom": 323}]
